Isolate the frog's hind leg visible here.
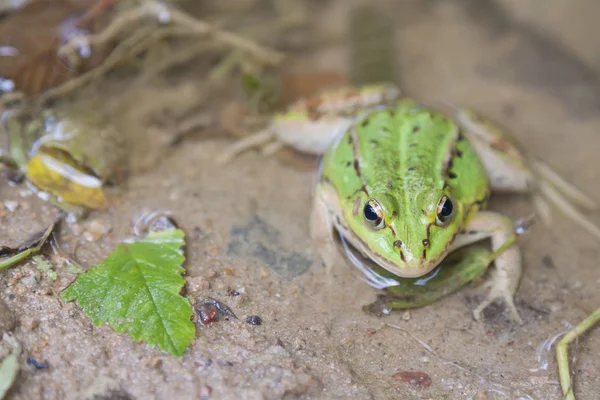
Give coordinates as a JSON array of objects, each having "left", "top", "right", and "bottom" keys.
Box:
[
  {"left": 217, "top": 129, "right": 275, "bottom": 165},
  {"left": 531, "top": 159, "right": 597, "bottom": 211},
  {"left": 455, "top": 109, "right": 600, "bottom": 241},
  {"left": 261, "top": 141, "right": 284, "bottom": 155}
]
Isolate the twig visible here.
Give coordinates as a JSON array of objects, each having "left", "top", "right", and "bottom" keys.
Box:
[{"left": 39, "top": 1, "right": 284, "bottom": 104}]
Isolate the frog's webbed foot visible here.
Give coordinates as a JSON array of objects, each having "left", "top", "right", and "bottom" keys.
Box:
[
  {"left": 472, "top": 270, "right": 523, "bottom": 325},
  {"left": 217, "top": 128, "right": 275, "bottom": 165}
]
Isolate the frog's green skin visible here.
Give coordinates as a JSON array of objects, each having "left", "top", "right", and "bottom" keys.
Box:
[{"left": 311, "top": 97, "right": 598, "bottom": 324}]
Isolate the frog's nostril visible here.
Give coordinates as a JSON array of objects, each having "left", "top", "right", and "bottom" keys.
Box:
[{"left": 393, "top": 240, "right": 402, "bottom": 248}]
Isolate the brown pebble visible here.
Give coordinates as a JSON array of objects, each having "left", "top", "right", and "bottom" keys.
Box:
[
  {"left": 206, "top": 270, "right": 217, "bottom": 279},
  {"left": 222, "top": 268, "right": 234, "bottom": 276},
  {"left": 259, "top": 268, "right": 270, "bottom": 278},
  {"left": 195, "top": 304, "right": 219, "bottom": 325},
  {"left": 84, "top": 219, "right": 111, "bottom": 242},
  {"left": 0, "top": 298, "right": 16, "bottom": 335},
  {"left": 142, "top": 357, "right": 163, "bottom": 369},
  {"left": 392, "top": 371, "right": 432, "bottom": 389},
  {"left": 23, "top": 318, "right": 40, "bottom": 331}
]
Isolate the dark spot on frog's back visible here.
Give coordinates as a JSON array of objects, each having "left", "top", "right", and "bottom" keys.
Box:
[
  {"left": 456, "top": 149, "right": 463, "bottom": 158},
  {"left": 353, "top": 159, "right": 362, "bottom": 177},
  {"left": 408, "top": 166, "right": 416, "bottom": 172},
  {"left": 448, "top": 172, "right": 457, "bottom": 179},
  {"left": 345, "top": 161, "right": 351, "bottom": 167},
  {"left": 412, "top": 125, "right": 420, "bottom": 133},
  {"left": 361, "top": 118, "right": 370, "bottom": 127}
]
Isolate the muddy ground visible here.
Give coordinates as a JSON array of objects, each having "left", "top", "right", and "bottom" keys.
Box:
[{"left": 1, "top": 0, "right": 600, "bottom": 399}]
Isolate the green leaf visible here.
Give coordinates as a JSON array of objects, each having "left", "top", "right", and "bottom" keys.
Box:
[
  {"left": 0, "top": 354, "right": 19, "bottom": 400},
  {"left": 61, "top": 229, "right": 195, "bottom": 356}
]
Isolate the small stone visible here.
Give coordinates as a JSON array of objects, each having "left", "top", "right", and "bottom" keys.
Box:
[
  {"left": 259, "top": 268, "right": 270, "bottom": 278},
  {"left": 206, "top": 270, "right": 217, "bottom": 279},
  {"left": 185, "top": 276, "right": 210, "bottom": 293},
  {"left": 293, "top": 338, "right": 306, "bottom": 351},
  {"left": 199, "top": 385, "right": 212, "bottom": 399},
  {"left": 402, "top": 310, "right": 411, "bottom": 320},
  {"left": 84, "top": 219, "right": 111, "bottom": 242},
  {"left": 3, "top": 200, "right": 19, "bottom": 212},
  {"left": 0, "top": 298, "right": 16, "bottom": 335},
  {"left": 246, "top": 315, "right": 262, "bottom": 326},
  {"left": 222, "top": 268, "right": 234, "bottom": 276},
  {"left": 20, "top": 272, "right": 40, "bottom": 287}
]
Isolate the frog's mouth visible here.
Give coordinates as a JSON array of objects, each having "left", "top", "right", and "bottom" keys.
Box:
[
  {"left": 318, "top": 183, "right": 443, "bottom": 287},
  {"left": 333, "top": 217, "right": 443, "bottom": 288}
]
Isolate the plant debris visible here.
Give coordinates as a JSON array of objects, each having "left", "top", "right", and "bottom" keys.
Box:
[
  {"left": 0, "top": 333, "right": 22, "bottom": 399},
  {"left": 0, "top": 221, "right": 56, "bottom": 272}
]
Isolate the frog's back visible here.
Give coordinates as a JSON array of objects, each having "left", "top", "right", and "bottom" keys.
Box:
[{"left": 321, "top": 99, "right": 489, "bottom": 213}]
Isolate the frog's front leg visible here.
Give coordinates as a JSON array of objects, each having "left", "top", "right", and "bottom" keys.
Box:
[
  {"left": 454, "top": 211, "right": 524, "bottom": 324},
  {"left": 310, "top": 182, "right": 340, "bottom": 275}
]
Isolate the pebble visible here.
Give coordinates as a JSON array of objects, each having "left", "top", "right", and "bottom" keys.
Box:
[
  {"left": 0, "top": 298, "right": 16, "bottom": 335},
  {"left": 185, "top": 276, "right": 211, "bottom": 293}
]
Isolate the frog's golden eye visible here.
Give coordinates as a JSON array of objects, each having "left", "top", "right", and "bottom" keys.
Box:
[
  {"left": 435, "top": 195, "right": 454, "bottom": 226},
  {"left": 363, "top": 199, "right": 385, "bottom": 230}
]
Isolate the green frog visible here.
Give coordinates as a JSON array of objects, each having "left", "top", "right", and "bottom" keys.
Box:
[{"left": 219, "top": 84, "right": 599, "bottom": 324}]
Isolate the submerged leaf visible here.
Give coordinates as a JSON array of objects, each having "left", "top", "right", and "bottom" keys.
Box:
[
  {"left": 61, "top": 229, "right": 195, "bottom": 356},
  {"left": 25, "top": 147, "right": 108, "bottom": 210}
]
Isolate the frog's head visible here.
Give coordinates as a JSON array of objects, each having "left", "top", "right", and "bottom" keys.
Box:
[{"left": 342, "top": 187, "right": 464, "bottom": 279}]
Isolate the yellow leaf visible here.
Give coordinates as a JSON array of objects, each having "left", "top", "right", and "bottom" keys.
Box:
[{"left": 26, "top": 147, "right": 108, "bottom": 210}]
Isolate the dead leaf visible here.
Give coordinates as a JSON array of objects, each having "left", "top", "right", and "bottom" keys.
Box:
[
  {"left": 0, "top": 0, "right": 115, "bottom": 96},
  {"left": 25, "top": 147, "right": 108, "bottom": 210}
]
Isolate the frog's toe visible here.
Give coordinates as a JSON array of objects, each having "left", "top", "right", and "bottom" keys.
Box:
[{"left": 473, "top": 287, "right": 523, "bottom": 325}]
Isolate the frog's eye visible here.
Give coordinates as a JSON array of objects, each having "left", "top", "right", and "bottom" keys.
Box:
[
  {"left": 363, "top": 199, "right": 385, "bottom": 230},
  {"left": 435, "top": 195, "right": 454, "bottom": 226}
]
